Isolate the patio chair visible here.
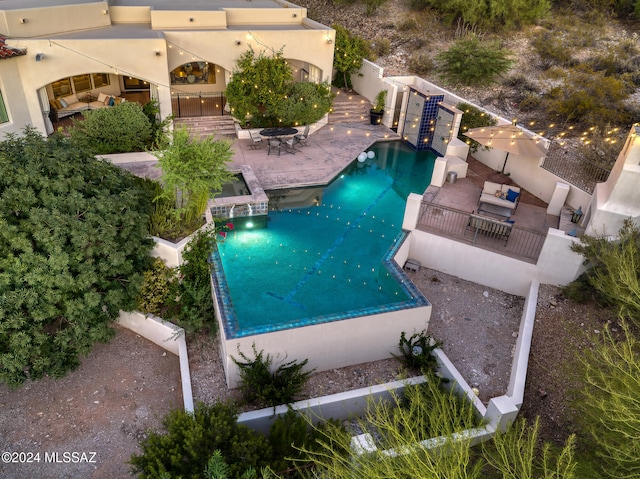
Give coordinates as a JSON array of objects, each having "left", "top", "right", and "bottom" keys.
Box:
[
  {"left": 267, "top": 138, "right": 281, "bottom": 156},
  {"left": 294, "top": 125, "right": 310, "bottom": 147},
  {"left": 249, "top": 130, "right": 263, "bottom": 149},
  {"left": 284, "top": 136, "right": 301, "bottom": 153}
]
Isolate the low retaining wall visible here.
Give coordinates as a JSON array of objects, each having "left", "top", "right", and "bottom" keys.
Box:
[{"left": 117, "top": 311, "right": 194, "bottom": 413}]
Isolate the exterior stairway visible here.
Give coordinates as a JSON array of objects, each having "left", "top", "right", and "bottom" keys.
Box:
[
  {"left": 329, "top": 90, "right": 371, "bottom": 124},
  {"left": 174, "top": 115, "right": 237, "bottom": 137}
]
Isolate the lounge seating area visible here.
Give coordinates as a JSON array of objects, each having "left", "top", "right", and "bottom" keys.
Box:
[
  {"left": 477, "top": 181, "right": 521, "bottom": 218},
  {"left": 49, "top": 92, "right": 126, "bottom": 120}
]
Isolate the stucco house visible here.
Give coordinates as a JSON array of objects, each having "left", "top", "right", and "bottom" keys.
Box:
[{"left": 0, "top": 0, "right": 335, "bottom": 136}]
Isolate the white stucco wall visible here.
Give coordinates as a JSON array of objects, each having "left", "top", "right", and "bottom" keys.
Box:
[{"left": 220, "top": 303, "right": 431, "bottom": 388}]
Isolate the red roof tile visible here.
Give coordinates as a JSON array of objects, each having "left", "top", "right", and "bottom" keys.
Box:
[{"left": 0, "top": 35, "right": 26, "bottom": 59}]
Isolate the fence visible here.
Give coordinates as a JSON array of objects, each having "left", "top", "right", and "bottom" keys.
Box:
[
  {"left": 171, "top": 92, "right": 226, "bottom": 118},
  {"left": 416, "top": 202, "right": 546, "bottom": 263},
  {"left": 541, "top": 142, "right": 610, "bottom": 194}
]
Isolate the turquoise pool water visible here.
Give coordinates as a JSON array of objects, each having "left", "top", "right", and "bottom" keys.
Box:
[{"left": 212, "top": 141, "right": 436, "bottom": 338}]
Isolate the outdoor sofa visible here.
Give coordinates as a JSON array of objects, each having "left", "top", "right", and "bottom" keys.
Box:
[
  {"left": 49, "top": 92, "right": 125, "bottom": 120},
  {"left": 478, "top": 181, "right": 521, "bottom": 216}
]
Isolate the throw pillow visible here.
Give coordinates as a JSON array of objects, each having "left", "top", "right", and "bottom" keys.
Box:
[
  {"left": 108, "top": 96, "right": 115, "bottom": 106},
  {"left": 50, "top": 99, "right": 62, "bottom": 109},
  {"left": 103, "top": 95, "right": 111, "bottom": 105},
  {"left": 506, "top": 189, "right": 519, "bottom": 202},
  {"left": 97, "top": 92, "right": 108, "bottom": 103},
  {"left": 59, "top": 98, "right": 69, "bottom": 108},
  {"left": 494, "top": 190, "right": 502, "bottom": 198}
]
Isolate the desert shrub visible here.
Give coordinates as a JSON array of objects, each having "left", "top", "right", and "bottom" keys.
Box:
[
  {"left": 397, "top": 15, "right": 419, "bottom": 30},
  {"left": 371, "top": 36, "right": 391, "bottom": 57},
  {"left": 517, "top": 92, "right": 544, "bottom": 112},
  {"left": 68, "top": 101, "right": 152, "bottom": 154},
  {"left": 545, "top": 66, "right": 633, "bottom": 128},
  {"left": 394, "top": 330, "right": 442, "bottom": 372},
  {"left": 436, "top": 36, "right": 514, "bottom": 86},
  {"left": 570, "top": 220, "right": 640, "bottom": 325},
  {"left": 129, "top": 402, "right": 271, "bottom": 479},
  {"left": 456, "top": 102, "right": 498, "bottom": 153},
  {"left": 364, "top": 0, "right": 386, "bottom": 15},
  {"left": 575, "top": 323, "right": 640, "bottom": 478},
  {"left": 409, "top": 0, "right": 549, "bottom": 30},
  {"left": 530, "top": 29, "right": 576, "bottom": 69},
  {"left": 232, "top": 343, "right": 315, "bottom": 407},
  {"left": 408, "top": 52, "right": 435, "bottom": 76}
]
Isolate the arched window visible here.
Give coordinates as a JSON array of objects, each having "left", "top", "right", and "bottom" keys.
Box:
[{"left": 171, "top": 62, "right": 216, "bottom": 85}]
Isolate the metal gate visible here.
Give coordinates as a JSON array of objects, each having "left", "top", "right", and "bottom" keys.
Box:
[{"left": 171, "top": 92, "right": 227, "bottom": 118}]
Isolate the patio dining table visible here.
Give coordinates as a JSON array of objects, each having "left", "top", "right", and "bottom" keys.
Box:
[{"left": 259, "top": 127, "right": 298, "bottom": 139}]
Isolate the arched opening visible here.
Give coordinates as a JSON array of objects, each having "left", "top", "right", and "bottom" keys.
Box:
[
  {"left": 170, "top": 61, "right": 227, "bottom": 118},
  {"left": 43, "top": 73, "right": 154, "bottom": 130}
]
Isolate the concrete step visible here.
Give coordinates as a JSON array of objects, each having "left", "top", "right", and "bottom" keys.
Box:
[{"left": 174, "top": 116, "right": 237, "bottom": 136}]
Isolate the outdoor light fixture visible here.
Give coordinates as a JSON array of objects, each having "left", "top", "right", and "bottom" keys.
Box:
[
  {"left": 35, "top": 53, "right": 44, "bottom": 62},
  {"left": 154, "top": 50, "right": 161, "bottom": 56},
  {"left": 19, "top": 18, "right": 27, "bottom": 24},
  {"left": 235, "top": 40, "right": 241, "bottom": 45},
  {"left": 102, "top": 9, "right": 109, "bottom": 14}
]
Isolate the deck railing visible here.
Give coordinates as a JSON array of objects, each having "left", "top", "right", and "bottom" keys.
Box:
[
  {"left": 416, "top": 202, "right": 547, "bottom": 263},
  {"left": 541, "top": 143, "right": 610, "bottom": 194}
]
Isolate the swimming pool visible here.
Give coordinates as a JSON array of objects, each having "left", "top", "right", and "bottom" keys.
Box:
[{"left": 211, "top": 141, "right": 436, "bottom": 338}]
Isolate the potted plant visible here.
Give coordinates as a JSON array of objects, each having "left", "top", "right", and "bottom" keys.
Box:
[{"left": 369, "top": 90, "right": 387, "bottom": 125}]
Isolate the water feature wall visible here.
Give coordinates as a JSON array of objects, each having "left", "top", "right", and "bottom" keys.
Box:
[{"left": 209, "top": 165, "right": 268, "bottom": 220}]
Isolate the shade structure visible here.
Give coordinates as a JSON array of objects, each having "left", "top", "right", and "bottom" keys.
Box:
[{"left": 464, "top": 123, "right": 548, "bottom": 173}]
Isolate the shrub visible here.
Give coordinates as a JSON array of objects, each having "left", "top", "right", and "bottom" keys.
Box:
[
  {"left": 530, "top": 29, "right": 576, "bottom": 69},
  {"left": 137, "top": 258, "right": 179, "bottom": 317},
  {"left": 68, "top": 101, "right": 153, "bottom": 154},
  {"left": 129, "top": 402, "right": 271, "bottom": 479},
  {"left": 271, "top": 81, "right": 334, "bottom": 127},
  {"left": 410, "top": 0, "right": 549, "bottom": 30},
  {"left": 393, "top": 330, "right": 442, "bottom": 372},
  {"left": 456, "top": 102, "right": 498, "bottom": 153},
  {"left": 174, "top": 226, "right": 218, "bottom": 334},
  {"left": 364, "top": 0, "right": 386, "bottom": 16},
  {"left": 232, "top": 343, "right": 315, "bottom": 407},
  {"left": 0, "top": 128, "right": 154, "bottom": 386},
  {"left": 545, "top": 66, "right": 633, "bottom": 128},
  {"left": 371, "top": 36, "right": 391, "bottom": 57},
  {"left": 142, "top": 99, "right": 171, "bottom": 149},
  {"left": 436, "top": 36, "right": 514, "bottom": 86},
  {"left": 408, "top": 52, "right": 435, "bottom": 76},
  {"left": 397, "top": 15, "right": 419, "bottom": 31}
]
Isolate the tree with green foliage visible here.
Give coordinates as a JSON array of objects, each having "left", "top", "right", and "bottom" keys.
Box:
[
  {"left": 130, "top": 402, "right": 272, "bottom": 478},
  {"left": 436, "top": 36, "right": 514, "bottom": 86},
  {"left": 0, "top": 128, "right": 154, "bottom": 387},
  {"left": 332, "top": 24, "right": 372, "bottom": 90},
  {"left": 225, "top": 48, "right": 333, "bottom": 128},
  {"left": 410, "top": 0, "right": 549, "bottom": 30},
  {"left": 154, "top": 127, "right": 234, "bottom": 218},
  {"left": 68, "top": 101, "right": 153, "bottom": 154},
  {"left": 575, "top": 323, "right": 640, "bottom": 478},
  {"left": 569, "top": 219, "right": 640, "bottom": 325},
  {"left": 142, "top": 99, "right": 172, "bottom": 150},
  {"left": 457, "top": 102, "right": 498, "bottom": 153}
]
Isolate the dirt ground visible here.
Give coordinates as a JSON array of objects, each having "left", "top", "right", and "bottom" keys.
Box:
[{"left": 0, "top": 327, "right": 183, "bottom": 479}]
